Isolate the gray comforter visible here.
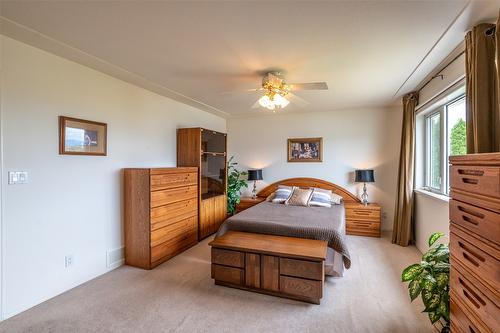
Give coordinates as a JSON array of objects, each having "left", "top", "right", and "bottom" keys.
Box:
[{"left": 215, "top": 201, "right": 351, "bottom": 269}]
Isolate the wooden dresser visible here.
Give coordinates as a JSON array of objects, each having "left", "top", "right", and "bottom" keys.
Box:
[
  {"left": 344, "top": 202, "right": 381, "bottom": 237},
  {"left": 123, "top": 167, "right": 199, "bottom": 269},
  {"left": 449, "top": 153, "right": 499, "bottom": 333}
]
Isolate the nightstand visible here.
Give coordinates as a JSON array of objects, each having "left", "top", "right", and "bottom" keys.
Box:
[
  {"left": 236, "top": 197, "right": 265, "bottom": 213},
  {"left": 344, "top": 202, "right": 381, "bottom": 237}
]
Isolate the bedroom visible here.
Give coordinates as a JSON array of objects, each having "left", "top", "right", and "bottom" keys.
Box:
[{"left": 0, "top": 1, "right": 499, "bottom": 332}]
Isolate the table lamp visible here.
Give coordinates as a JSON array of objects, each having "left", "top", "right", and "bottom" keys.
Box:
[
  {"left": 355, "top": 169, "right": 375, "bottom": 205},
  {"left": 248, "top": 169, "right": 263, "bottom": 199}
]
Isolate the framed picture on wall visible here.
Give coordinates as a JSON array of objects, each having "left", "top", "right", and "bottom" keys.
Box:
[
  {"left": 287, "top": 137, "right": 323, "bottom": 162},
  {"left": 59, "top": 116, "right": 107, "bottom": 156}
]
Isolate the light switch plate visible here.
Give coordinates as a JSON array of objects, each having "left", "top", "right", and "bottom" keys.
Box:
[{"left": 8, "top": 171, "right": 28, "bottom": 184}]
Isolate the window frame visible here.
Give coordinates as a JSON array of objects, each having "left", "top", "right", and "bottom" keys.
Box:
[{"left": 424, "top": 94, "right": 466, "bottom": 195}]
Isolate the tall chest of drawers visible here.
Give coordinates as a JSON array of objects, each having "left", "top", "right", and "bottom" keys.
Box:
[
  {"left": 124, "top": 167, "right": 198, "bottom": 269},
  {"left": 449, "top": 153, "right": 500, "bottom": 333}
]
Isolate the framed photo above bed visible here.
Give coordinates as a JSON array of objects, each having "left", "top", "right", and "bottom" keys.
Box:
[
  {"left": 287, "top": 137, "right": 322, "bottom": 162},
  {"left": 59, "top": 116, "right": 107, "bottom": 156}
]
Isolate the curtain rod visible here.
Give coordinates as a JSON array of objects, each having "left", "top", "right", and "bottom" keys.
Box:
[{"left": 417, "top": 50, "right": 465, "bottom": 93}]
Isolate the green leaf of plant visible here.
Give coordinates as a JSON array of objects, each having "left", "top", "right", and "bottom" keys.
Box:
[
  {"left": 402, "top": 264, "right": 424, "bottom": 282},
  {"left": 422, "top": 289, "right": 440, "bottom": 312},
  {"left": 408, "top": 279, "right": 422, "bottom": 302},
  {"left": 433, "top": 262, "right": 450, "bottom": 273},
  {"left": 428, "top": 232, "right": 444, "bottom": 247},
  {"left": 428, "top": 311, "right": 441, "bottom": 324},
  {"left": 439, "top": 293, "right": 450, "bottom": 321},
  {"left": 420, "top": 275, "right": 437, "bottom": 292},
  {"left": 435, "top": 273, "right": 449, "bottom": 289}
]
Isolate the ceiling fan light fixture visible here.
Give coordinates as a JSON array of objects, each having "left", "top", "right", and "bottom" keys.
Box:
[
  {"left": 258, "top": 95, "right": 271, "bottom": 108},
  {"left": 273, "top": 93, "right": 289, "bottom": 108}
]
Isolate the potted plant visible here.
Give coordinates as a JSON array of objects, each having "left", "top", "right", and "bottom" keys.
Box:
[
  {"left": 401, "top": 232, "right": 450, "bottom": 333},
  {"left": 226, "top": 156, "right": 248, "bottom": 215}
]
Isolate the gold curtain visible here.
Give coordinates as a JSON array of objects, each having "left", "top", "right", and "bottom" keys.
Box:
[
  {"left": 465, "top": 19, "right": 500, "bottom": 153},
  {"left": 392, "top": 92, "right": 418, "bottom": 247}
]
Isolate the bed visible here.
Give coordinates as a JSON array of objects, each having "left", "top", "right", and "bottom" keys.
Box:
[{"left": 215, "top": 177, "right": 360, "bottom": 277}]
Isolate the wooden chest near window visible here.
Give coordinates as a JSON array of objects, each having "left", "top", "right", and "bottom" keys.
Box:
[
  {"left": 449, "top": 153, "right": 500, "bottom": 333},
  {"left": 123, "top": 167, "right": 199, "bottom": 269}
]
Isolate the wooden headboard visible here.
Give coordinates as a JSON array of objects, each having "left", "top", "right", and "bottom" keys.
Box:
[{"left": 256, "top": 177, "right": 360, "bottom": 203}]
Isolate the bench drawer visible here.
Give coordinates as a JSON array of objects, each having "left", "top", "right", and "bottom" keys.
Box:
[
  {"left": 450, "top": 199, "right": 500, "bottom": 246},
  {"left": 211, "top": 248, "right": 245, "bottom": 268},
  {"left": 280, "top": 275, "right": 322, "bottom": 300},
  {"left": 280, "top": 258, "right": 323, "bottom": 280},
  {"left": 211, "top": 264, "right": 244, "bottom": 285},
  {"left": 450, "top": 166, "right": 500, "bottom": 198}
]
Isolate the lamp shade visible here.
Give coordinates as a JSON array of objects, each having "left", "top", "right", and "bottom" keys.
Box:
[
  {"left": 355, "top": 169, "right": 375, "bottom": 183},
  {"left": 248, "top": 169, "right": 263, "bottom": 181}
]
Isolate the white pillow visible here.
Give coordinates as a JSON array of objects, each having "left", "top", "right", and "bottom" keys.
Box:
[
  {"left": 309, "top": 188, "right": 332, "bottom": 207},
  {"left": 271, "top": 185, "right": 295, "bottom": 204},
  {"left": 308, "top": 188, "right": 343, "bottom": 207}
]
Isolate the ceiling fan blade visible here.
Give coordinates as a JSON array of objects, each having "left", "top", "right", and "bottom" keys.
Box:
[
  {"left": 287, "top": 93, "right": 309, "bottom": 108},
  {"left": 289, "top": 82, "right": 328, "bottom": 91},
  {"left": 221, "top": 87, "right": 263, "bottom": 95},
  {"left": 251, "top": 100, "right": 261, "bottom": 109}
]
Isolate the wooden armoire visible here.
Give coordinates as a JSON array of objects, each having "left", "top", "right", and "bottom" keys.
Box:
[{"left": 177, "top": 128, "right": 227, "bottom": 240}]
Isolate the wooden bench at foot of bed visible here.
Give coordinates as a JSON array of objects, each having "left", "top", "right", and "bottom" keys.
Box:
[{"left": 208, "top": 231, "right": 328, "bottom": 304}]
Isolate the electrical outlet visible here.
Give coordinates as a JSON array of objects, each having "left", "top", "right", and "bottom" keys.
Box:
[
  {"left": 65, "top": 255, "right": 74, "bottom": 268},
  {"left": 382, "top": 212, "right": 388, "bottom": 220}
]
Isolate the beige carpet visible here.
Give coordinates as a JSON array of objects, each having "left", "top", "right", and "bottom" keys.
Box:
[{"left": 0, "top": 233, "right": 435, "bottom": 333}]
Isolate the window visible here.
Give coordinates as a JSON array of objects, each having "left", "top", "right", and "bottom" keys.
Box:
[{"left": 425, "top": 95, "right": 466, "bottom": 195}]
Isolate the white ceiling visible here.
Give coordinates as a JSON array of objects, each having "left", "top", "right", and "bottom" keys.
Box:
[{"left": 1, "top": 1, "right": 498, "bottom": 117}]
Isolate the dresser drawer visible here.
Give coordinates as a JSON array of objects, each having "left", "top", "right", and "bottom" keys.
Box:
[
  {"left": 150, "top": 216, "right": 197, "bottom": 247},
  {"left": 211, "top": 264, "right": 244, "bottom": 285},
  {"left": 450, "top": 264, "right": 500, "bottom": 332},
  {"left": 150, "top": 185, "right": 197, "bottom": 208},
  {"left": 450, "top": 166, "right": 500, "bottom": 198},
  {"left": 346, "top": 220, "right": 380, "bottom": 237},
  {"left": 345, "top": 207, "right": 380, "bottom": 221},
  {"left": 150, "top": 228, "right": 197, "bottom": 264},
  {"left": 451, "top": 296, "right": 488, "bottom": 333},
  {"left": 450, "top": 226, "right": 500, "bottom": 294},
  {"left": 450, "top": 200, "right": 500, "bottom": 246},
  {"left": 280, "top": 275, "right": 322, "bottom": 300},
  {"left": 280, "top": 258, "right": 323, "bottom": 280},
  {"left": 150, "top": 198, "right": 197, "bottom": 231},
  {"left": 211, "top": 248, "right": 245, "bottom": 268},
  {"left": 150, "top": 172, "right": 197, "bottom": 191}
]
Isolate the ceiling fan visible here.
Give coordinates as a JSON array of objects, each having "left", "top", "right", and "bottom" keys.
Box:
[{"left": 246, "top": 72, "right": 328, "bottom": 111}]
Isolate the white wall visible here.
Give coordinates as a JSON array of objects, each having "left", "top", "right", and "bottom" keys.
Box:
[
  {"left": 227, "top": 107, "right": 402, "bottom": 231},
  {"left": 0, "top": 36, "right": 226, "bottom": 319}
]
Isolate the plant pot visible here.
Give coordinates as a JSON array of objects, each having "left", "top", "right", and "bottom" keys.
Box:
[{"left": 439, "top": 324, "right": 450, "bottom": 333}]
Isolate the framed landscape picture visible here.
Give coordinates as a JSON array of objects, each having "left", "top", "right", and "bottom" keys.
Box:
[
  {"left": 287, "top": 137, "right": 323, "bottom": 162},
  {"left": 59, "top": 116, "right": 107, "bottom": 156}
]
